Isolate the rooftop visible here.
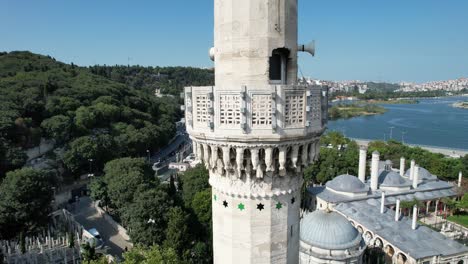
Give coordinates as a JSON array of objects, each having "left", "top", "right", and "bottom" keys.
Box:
[
  {"left": 301, "top": 210, "right": 362, "bottom": 250},
  {"left": 334, "top": 201, "right": 468, "bottom": 259}
]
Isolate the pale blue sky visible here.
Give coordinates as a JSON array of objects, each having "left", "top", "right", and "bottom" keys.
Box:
[{"left": 1, "top": 0, "right": 467, "bottom": 83}]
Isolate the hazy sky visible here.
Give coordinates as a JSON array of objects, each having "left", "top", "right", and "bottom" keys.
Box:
[{"left": 2, "top": 0, "right": 468, "bottom": 83}]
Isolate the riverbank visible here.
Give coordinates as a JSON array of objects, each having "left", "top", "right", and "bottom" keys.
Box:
[
  {"left": 328, "top": 103, "right": 386, "bottom": 120},
  {"left": 453, "top": 101, "right": 468, "bottom": 109},
  {"left": 367, "top": 99, "right": 418, "bottom": 104},
  {"left": 352, "top": 138, "right": 468, "bottom": 158}
]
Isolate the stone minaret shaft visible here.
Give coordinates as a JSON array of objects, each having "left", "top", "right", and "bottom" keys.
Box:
[{"left": 184, "top": 1, "right": 326, "bottom": 263}]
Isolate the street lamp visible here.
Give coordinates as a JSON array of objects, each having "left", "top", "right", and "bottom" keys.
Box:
[
  {"left": 401, "top": 131, "right": 407, "bottom": 144},
  {"left": 146, "top": 149, "right": 151, "bottom": 163},
  {"left": 389, "top": 126, "right": 395, "bottom": 140}
]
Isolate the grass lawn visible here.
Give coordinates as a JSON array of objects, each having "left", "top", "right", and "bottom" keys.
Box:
[{"left": 447, "top": 214, "right": 468, "bottom": 228}]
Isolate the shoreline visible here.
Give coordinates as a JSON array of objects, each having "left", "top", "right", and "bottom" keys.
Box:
[
  {"left": 452, "top": 102, "right": 468, "bottom": 109},
  {"left": 351, "top": 138, "right": 468, "bottom": 158}
]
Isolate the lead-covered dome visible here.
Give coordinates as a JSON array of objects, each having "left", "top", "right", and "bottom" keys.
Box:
[
  {"left": 405, "top": 167, "right": 437, "bottom": 181},
  {"left": 300, "top": 210, "right": 362, "bottom": 250},
  {"left": 379, "top": 170, "right": 411, "bottom": 187},
  {"left": 326, "top": 174, "right": 368, "bottom": 193}
]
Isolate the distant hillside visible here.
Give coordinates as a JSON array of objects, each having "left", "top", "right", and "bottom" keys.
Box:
[
  {"left": 0, "top": 51, "right": 190, "bottom": 179},
  {"left": 89, "top": 65, "right": 214, "bottom": 96}
]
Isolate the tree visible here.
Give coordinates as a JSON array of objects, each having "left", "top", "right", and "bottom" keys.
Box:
[
  {"left": 0, "top": 168, "right": 54, "bottom": 239},
  {"left": 188, "top": 241, "right": 211, "bottom": 264},
  {"left": 81, "top": 242, "right": 98, "bottom": 264},
  {"left": 457, "top": 193, "right": 468, "bottom": 210},
  {"left": 41, "top": 115, "right": 71, "bottom": 144},
  {"left": 63, "top": 136, "right": 99, "bottom": 173},
  {"left": 191, "top": 189, "right": 212, "bottom": 229},
  {"left": 89, "top": 177, "right": 110, "bottom": 210},
  {"left": 123, "top": 245, "right": 180, "bottom": 264},
  {"left": 103, "top": 158, "right": 155, "bottom": 211},
  {"left": 121, "top": 188, "right": 172, "bottom": 246},
  {"left": 181, "top": 165, "right": 209, "bottom": 208},
  {"left": 442, "top": 197, "right": 457, "bottom": 216},
  {"left": 164, "top": 207, "right": 190, "bottom": 255}
]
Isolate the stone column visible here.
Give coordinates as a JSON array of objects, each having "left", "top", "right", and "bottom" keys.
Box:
[
  {"left": 399, "top": 157, "right": 405, "bottom": 177},
  {"left": 370, "top": 151, "right": 380, "bottom": 191},
  {"left": 409, "top": 160, "right": 415, "bottom": 180},
  {"left": 358, "top": 145, "right": 367, "bottom": 183},
  {"left": 395, "top": 199, "right": 400, "bottom": 221},
  {"left": 412, "top": 205, "right": 418, "bottom": 230},
  {"left": 413, "top": 164, "right": 419, "bottom": 189}
]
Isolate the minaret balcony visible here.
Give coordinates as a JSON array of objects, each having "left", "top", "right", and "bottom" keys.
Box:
[{"left": 184, "top": 84, "right": 327, "bottom": 142}]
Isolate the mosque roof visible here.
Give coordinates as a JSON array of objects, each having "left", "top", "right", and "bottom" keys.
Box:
[
  {"left": 405, "top": 167, "right": 438, "bottom": 181},
  {"left": 326, "top": 174, "right": 368, "bottom": 193},
  {"left": 308, "top": 180, "right": 456, "bottom": 204},
  {"left": 378, "top": 170, "right": 412, "bottom": 187},
  {"left": 300, "top": 210, "right": 362, "bottom": 250},
  {"left": 335, "top": 201, "right": 468, "bottom": 259}
]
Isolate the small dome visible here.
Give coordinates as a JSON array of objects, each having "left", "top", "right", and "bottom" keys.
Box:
[
  {"left": 326, "top": 174, "right": 368, "bottom": 193},
  {"left": 378, "top": 171, "right": 410, "bottom": 187},
  {"left": 404, "top": 167, "right": 437, "bottom": 180},
  {"left": 301, "top": 210, "right": 362, "bottom": 250}
]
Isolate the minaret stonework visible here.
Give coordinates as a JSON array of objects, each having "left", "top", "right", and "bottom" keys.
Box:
[{"left": 184, "top": 1, "right": 327, "bottom": 263}]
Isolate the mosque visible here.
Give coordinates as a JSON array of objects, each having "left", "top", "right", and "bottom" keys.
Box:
[
  {"left": 183, "top": 0, "right": 468, "bottom": 263},
  {"left": 300, "top": 148, "right": 468, "bottom": 264}
]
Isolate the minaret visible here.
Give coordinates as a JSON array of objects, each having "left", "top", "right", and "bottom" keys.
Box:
[{"left": 184, "top": 1, "right": 326, "bottom": 263}]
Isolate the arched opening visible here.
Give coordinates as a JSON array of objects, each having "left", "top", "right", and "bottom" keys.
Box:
[
  {"left": 457, "top": 260, "right": 464, "bottom": 264},
  {"left": 374, "top": 238, "right": 383, "bottom": 248},
  {"left": 396, "top": 253, "right": 407, "bottom": 264},
  {"left": 363, "top": 247, "right": 386, "bottom": 264},
  {"left": 364, "top": 231, "right": 373, "bottom": 244},
  {"left": 357, "top": 226, "right": 364, "bottom": 233},
  {"left": 384, "top": 244, "right": 395, "bottom": 263}
]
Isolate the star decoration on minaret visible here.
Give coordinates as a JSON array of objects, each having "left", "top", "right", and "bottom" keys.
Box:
[
  {"left": 275, "top": 202, "right": 283, "bottom": 210},
  {"left": 214, "top": 194, "right": 217, "bottom": 201},
  {"left": 257, "top": 203, "right": 265, "bottom": 211},
  {"left": 291, "top": 197, "right": 296, "bottom": 204},
  {"left": 223, "top": 200, "right": 228, "bottom": 208},
  {"left": 238, "top": 203, "right": 245, "bottom": 211}
]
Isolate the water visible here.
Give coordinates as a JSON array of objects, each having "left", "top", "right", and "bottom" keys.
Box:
[{"left": 327, "top": 96, "right": 468, "bottom": 150}]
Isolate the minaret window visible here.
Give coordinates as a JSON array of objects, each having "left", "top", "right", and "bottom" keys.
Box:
[{"left": 269, "top": 48, "right": 290, "bottom": 84}]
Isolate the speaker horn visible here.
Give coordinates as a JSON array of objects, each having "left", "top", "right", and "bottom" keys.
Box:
[{"left": 298, "top": 41, "right": 315, "bottom": 56}]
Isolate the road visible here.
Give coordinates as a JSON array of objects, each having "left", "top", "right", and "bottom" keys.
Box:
[{"left": 72, "top": 196, "right": 131, "bottom": 259}]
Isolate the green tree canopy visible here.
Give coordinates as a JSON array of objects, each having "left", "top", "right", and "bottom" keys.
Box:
[{"left": 0, "top": 168, "right": 54, "bottom": 239}]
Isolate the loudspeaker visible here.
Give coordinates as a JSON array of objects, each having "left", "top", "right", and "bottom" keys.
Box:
[{"left": 298, "top": 41, "right": 315, "bottom": 56}]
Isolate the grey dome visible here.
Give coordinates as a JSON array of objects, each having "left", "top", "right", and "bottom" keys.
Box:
[
  {"left": 326, "top": 174, "right": 368, "bottom": 193},
  {"left": 301, "top": 210, "right": 362, "bottom": 250},
  {"left": 378, "top": 171, "right": 410, "bottom": 187},
  {"left": 404, "top": 167, "right": 437, "bottom": 180}
]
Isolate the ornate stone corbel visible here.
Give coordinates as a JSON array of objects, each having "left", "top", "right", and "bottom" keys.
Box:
[
  {"left": 308, "top": 142, "right": 315, "bottom": 164},
  {"left": 245, "top": 158, "right": 252, "bottom": 178},
  {"left": 235, "top": 147, "right": 245, "bottom": 177},
  {"left": 210, "top": 145, "right": 218, "bottom": 170},
  {"left": 279, "top": 147, "right": 287, "bottom": 175},
  {"left": 216, "top": 159, "right": 224, "bottom": 175},
  {"left": 250, "top": 148, "right": 260, "bottom": 169},
  {"left": 196, "top": 142, "right": 203, "bottom": 162},
  {"left": 291, "top": 145, "right": 299, "bottom": 168},
  {"left": 265, "top": 147, "right": 274, "bottom": 172},
  {"left": 203, "top": 144, "right": 210, "bottom": 169},
  {"left": 314, "top": 140, "right": 320, "bottom": 161},
  {"left": 222, "top": 146, "right": 231, "bottom": 170},
  {"left": 301, "top": 144, "right": 309, "bottom": 167}
]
